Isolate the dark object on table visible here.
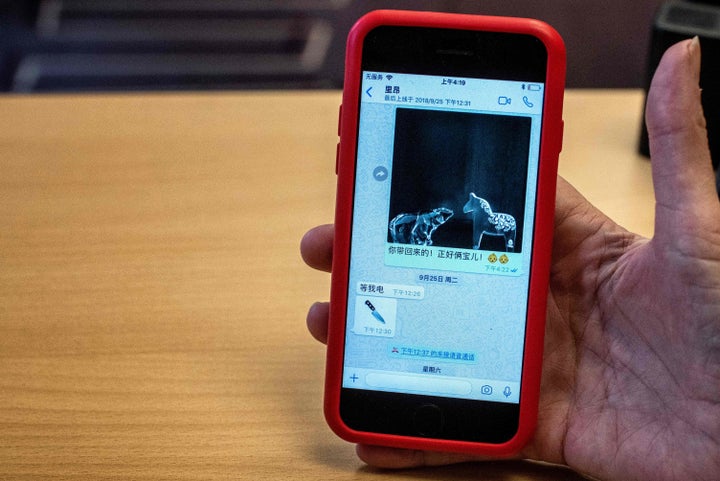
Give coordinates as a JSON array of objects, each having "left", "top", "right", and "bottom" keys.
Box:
[{"left": 639, "top": 0, "right": 720, "bottom": 170}]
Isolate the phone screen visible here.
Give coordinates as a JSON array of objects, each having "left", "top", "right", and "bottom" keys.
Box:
[
  {"left": 339, "top": 25, "right": 550, "bottom": 431},
  {"left": 343, "top": 70, "right": 543, "bottom": 402}
]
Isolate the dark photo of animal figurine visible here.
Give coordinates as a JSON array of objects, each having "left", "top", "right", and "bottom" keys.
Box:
[
  {"left": 389, "top": 207, "right": 454, "bottom": 246},
  {"left": 463, "top": 193, "right": 516, "bottom": 252},
  {"left": 388, "top": 107, "right": 530, "bottom": 252}
]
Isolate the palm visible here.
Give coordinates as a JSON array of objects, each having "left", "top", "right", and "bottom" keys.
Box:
[
  {"left": 532, "top": 179, "right": 720, "bottom": 480},
  {"left": 302, "top": 39, "right": 720, "bottom": 480}
]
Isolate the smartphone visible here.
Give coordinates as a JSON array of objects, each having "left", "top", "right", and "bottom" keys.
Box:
[{"left": 326, "top": 10, "right": 565, "bottom": 456}]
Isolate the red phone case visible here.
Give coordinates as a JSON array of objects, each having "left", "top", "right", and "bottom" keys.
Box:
[{"left": 326, "top": 9, "right": 566, "bottom": 456}]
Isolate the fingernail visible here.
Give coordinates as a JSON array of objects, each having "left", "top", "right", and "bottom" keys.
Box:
[
  {"left": 690, "top": 35, "right": 701, "bottom": 52},
  {"left": 687, "top": 36, "right": 702, "bottom": 81}
]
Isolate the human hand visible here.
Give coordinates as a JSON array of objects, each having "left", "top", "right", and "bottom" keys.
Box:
[{"left": 301, "top": 39, "right": 720, "bottom": 481}]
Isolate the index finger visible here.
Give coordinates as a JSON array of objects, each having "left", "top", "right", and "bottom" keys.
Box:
[{"left": 300, "top": 224, "right": 334, "bottom": 272}]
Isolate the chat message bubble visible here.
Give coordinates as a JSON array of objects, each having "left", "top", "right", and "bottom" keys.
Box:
[
  {"left": 356, "top": 282, "right": 424, "bottom": 300},
  {"left": 385, "top": 244, "right": 523, "bottom": 276},
  {"left": 352, "top": 296, "right": 397, "bottom": 338}
]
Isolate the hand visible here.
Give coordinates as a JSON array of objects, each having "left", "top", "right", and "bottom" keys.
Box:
[{"left": 300, "top": 39, "right": 720, "bottom": 481}]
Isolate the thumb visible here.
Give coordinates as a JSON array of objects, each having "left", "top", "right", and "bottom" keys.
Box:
[{"left": 646, "top": 38, "right": 719, "bottom": 239}]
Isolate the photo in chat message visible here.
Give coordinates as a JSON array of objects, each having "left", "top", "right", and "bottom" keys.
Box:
[{"left": 387, "top": 108, "right": 531, "bottom": 254}]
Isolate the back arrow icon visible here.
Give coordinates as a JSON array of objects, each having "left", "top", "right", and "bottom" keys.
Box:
[{"left": 366, "top": 87, "right": 373, "bottom": 98}]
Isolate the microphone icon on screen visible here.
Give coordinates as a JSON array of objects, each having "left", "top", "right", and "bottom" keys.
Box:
[{"left": 503, "top": 386, "right": 512, "bottom": 398}]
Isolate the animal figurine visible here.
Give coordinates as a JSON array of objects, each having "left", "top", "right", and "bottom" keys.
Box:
[
  {"left": 389, "top": 207, "right": 453, "bottom": 246},
  {"left": 462, "top": 193, "right": 516, "bottom": 252}
]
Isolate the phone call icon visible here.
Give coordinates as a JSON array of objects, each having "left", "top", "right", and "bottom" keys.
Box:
[{"left": 522, "top": 96, "right": 534, "bottom": 108}]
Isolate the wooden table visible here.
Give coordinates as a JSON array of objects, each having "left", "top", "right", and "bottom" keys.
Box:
[{"left": 0, "top": 90, "right": 652, "bottom": 480}]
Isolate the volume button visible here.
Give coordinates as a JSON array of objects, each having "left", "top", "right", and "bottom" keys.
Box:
[
  {"left": 338, "top": 104, "right": 343, "bottom": 137},
  {"left": 336, "top": 142, "right": 340, "bottom": 175}
]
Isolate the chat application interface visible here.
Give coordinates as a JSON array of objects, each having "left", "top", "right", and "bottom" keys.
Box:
[{"left": 343, "top": 70, "right": 544, "bottom": 404}]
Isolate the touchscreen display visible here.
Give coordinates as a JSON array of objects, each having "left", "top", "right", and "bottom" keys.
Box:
[{"left": 342, "top": 71, "right": 545, "bottom": 404}]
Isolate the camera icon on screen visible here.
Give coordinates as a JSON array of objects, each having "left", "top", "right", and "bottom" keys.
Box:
[{"left": 480, "top": 385, "right": 493, "bottom": 396}]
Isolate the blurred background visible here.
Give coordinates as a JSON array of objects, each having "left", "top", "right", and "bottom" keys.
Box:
[{"left": 0, "top": 0, "right": 668, "bottom": 92}]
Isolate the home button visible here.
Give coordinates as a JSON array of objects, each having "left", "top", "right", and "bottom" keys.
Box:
[{"left": 413, "top": 404, "right": 444, "bottom": 437}]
